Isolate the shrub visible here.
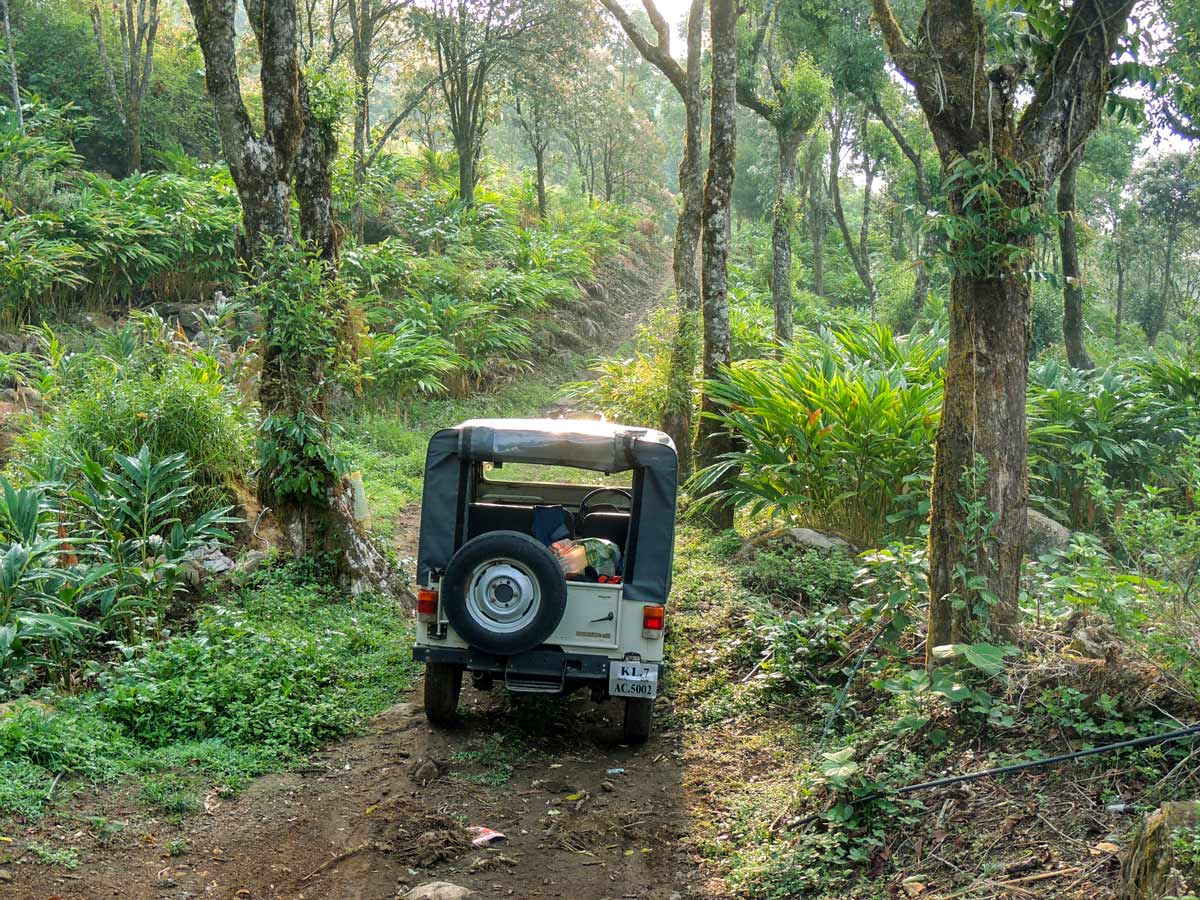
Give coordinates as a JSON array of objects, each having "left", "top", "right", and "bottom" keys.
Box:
[
  {"left": 562, "top": 305, "right": 678, "bottom": 428},
  {"left": 1027, "top": 358, "right": 1199, "bottom": 526},
  {"left": 0, "top": 109, "right": 240, "bottom": 324},
  {"left": 695, "top": 324, "right": 944, "bottom": 547},
  {"left": 16, "top": 335, "right": 254, "bottom": 511}
]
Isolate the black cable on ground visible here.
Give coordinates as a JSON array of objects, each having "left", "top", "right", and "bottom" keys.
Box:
[{"left": 796, "top": 722, "right": 1200, "bottom": 827}]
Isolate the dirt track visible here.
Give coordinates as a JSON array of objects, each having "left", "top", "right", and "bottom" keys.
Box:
[{"left": 12, "top": 680, "right": 706, "bottom": 900}]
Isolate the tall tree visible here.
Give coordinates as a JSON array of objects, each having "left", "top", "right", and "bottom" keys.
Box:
[
  {"left": 869, "top": 0, "right": 1137, "bottom": 656},
  {"left": 696, "top": 0, "right": 738, "bottom": 526},
  {"left": 736, "top": 8, "right": 830, "bottom": 342},
  {"left": 801, "top": 131, "right": 829, "bottom": 295},
  {"left": 599, "top": 0, "right": 705, "bottom": 472},
  {"left": 1, "top": 0, "right": 20, "bottom": 133},
  {"left": 871, "top": 96, "right": 935, "bottom": 313},
  {"left": 1057, "top": 152, "right": 1093, "bottom": 369},
  {"left": 89, "top": 0, "right": 159, "bottom": 173},
  {"left": 183, "top": 0, "right": 391, "bottom": 595},
  {"left": 346, "top": 0, "right": 410, "bottom": 238},
  {"left": 828, "top": 101, "right": 880, "bottom": 311},
  {"left": 417, "top": 0, "right": 563, "bottom": 204},
  {"left": 1133, "top": 152, "right": 1200, "bottom": 345}
]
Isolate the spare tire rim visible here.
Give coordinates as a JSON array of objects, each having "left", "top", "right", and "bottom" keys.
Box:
[{"left": 465, "top": 559, "right": 542, "bottom": 634}]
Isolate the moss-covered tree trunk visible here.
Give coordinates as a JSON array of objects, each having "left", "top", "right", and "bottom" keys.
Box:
[
  {"left": 600, "top": 0, "right": 705, "bottom": 474},
  {"left": 1, "top": 0, "right": 21, "bottom": 135},
  {"left": 869, "top": 0, "right": 1135, "bottom": 659},
  {"left": 927, "top": 263, "right": 1032, "bottom": 653},
  {"left": 1057, "top": 154, "right": 1094, "bottom": 369},
  {"left": 771, "top": 132, "right": 802, "bottom": 343},
  {"left": 695, "top": 0, "right": 737, "bottom": 528},
  {"left": 185, "top": 0, "right": 394, "bottom": 597}
]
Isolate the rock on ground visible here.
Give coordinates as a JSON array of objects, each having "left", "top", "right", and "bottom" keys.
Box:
[
  {"left": 402, "top": 882, "right": 474, "bottom": 900},
  {"left": 1026, "top": 508, "right": 1072, "bottom": 558},
  {"left": 1120, "top": 801, "right": 1200, "bottom": 899},
  {"left": 785, "top": 527, "right": 853, "bottom": 553},
  {"left": 183, "top": 543, "right": 236, "bottom": 588}
]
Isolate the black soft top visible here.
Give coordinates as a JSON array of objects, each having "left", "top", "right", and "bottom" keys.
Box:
[{"left": 417, "top": 419, "right": 678, "bottom": 604}]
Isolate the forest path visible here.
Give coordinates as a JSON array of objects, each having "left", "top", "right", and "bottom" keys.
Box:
[{"left": 14, "top": 247, "right": 715, "bottom": 900}]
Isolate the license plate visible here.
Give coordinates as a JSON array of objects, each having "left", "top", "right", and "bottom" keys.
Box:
[{"left": 608, "top": 662, "right": 658, "bottom": 698}]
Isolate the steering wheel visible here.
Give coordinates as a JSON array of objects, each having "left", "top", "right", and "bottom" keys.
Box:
[{"left": 578, "top": 487, "right": 633, "bottom": 520}]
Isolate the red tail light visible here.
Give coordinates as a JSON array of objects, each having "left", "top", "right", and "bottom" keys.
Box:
[
  {"left": 642, "top": 605, "right": 665, "bottom": 638},
  {"left": 417, "top": 588, "right": 438, "bottom": 623}
]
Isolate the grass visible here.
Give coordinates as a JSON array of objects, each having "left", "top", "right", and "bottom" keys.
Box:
[
  {"left": 449, "top": 732, "right": 530, "bottom": 787},
  {"left": 0, "top": 557, "right": 419, "bottom": 823}
]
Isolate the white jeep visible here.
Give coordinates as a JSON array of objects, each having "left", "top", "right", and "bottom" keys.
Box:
[{"left": 411, "top": 419, "right": 677, "bottom": 743}]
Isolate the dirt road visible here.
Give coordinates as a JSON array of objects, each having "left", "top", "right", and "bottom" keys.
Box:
[{"left": 13, "top": 680, "right": 705, "bottom": 900}]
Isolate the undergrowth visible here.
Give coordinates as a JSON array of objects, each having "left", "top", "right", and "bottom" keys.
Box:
[
  {"left": 0, "top": 556, "right": 417, "bottom": 822},
  {"left": 667, "top": 526, "right": 1200, "bottom": 900}
]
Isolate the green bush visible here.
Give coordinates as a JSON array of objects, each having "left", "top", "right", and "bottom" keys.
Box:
[
  {"left": 0, "top": 107, "right": 240, "bottom": 324},
  {"left": 696, "top": 324, "right": 945, "bottom": 547},
  {"left": 1027, "top": 357, "right": 1199, "bottom": 526},
  {"left": 16, "top": 336, "right": 254, "bottom": 510}
]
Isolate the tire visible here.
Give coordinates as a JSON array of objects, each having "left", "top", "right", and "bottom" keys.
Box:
[
  {"left": 622, "top": 697, "right": 654, "bottom": 744},
  {"left": 440, "top": 530, "right": 567, "bottom": 655},
  {"left": 424, "top": 662, "right": 463, "bottom": 726}
]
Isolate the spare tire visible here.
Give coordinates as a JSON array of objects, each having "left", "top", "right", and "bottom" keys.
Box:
[{"left": 440, "top": 530, "right": 567, "bottom": 655}]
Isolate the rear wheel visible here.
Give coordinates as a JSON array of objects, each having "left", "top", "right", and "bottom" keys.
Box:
[
  {"left": 622, "top": 697, "right": 654, "bottom": 744},
  {"left": 424, "top": 662, "right": 463, "bottom": 726}
]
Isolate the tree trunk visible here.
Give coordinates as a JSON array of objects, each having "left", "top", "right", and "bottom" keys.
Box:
[
  {"left": 126, "top": 104, "right": 143, "bottom": 174},
  {"left": 185, "top": 0, "right": 394, "bottom": 599},
  {"left": 771, "top": 131, "right": 801, "bottom": 343},
  {"left": 805, "top": 134, "right": 827, "bottom": 297},
  {"left": 1150, "top": 230, "right": 1175, "bottom": 347},
  {"left": 661, "top": 87, "right": 705, "bottom": 477},
  {"left": 829, "top": 108, "right": 878, "bottom": 309},
  {"left": 926, "top": 269, "right": 1031, "bottom": 656},
  {"left": 534, "top": 144, "right": 547, "bottom": 218},
  {"left": 1, "top": 0, "right": 21, "bottom": 134},
  {"left": 1057, "top": 155, "right": 1093, "bottom": 369},
  {"left": 351, "top": 42, "right": 370, "bottom": 241},
  {"left": 1114, "top": 253, "right": 1124, "bottom": 342},
  {"left": 457, "top": 136, "right": 476, "bottom": 204},
  {"left": 695, "top": 0, "right": 737, "bottom": 529}
]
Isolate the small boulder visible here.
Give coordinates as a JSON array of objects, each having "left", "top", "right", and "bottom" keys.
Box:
[
  {"left": 410, "top": 758, "right": 443, "bottom": 786},
  {"left": 402, "top": 882, "right": 474, "bottom": 900},
  {"left": 183, "top": 543, "right": 236, "bottom": 588},
  {"left": 1026, "top": 509, "right": 1072, "bottom": 559},
  {"left": 785, "top": 527, "right": 852, "bottom": 553},
  {"left": 1120, "top": 801, "right": 1200, "bottom": 899},
  {"left": 0, "top": 867, "right": 12, "bottom": 883},
  {"left": 232, "top": 550, "right": 270, "bottom": 578}
]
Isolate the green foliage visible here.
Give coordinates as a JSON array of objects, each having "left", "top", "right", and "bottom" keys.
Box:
[
  {"left": 25, "top": 840, "right": 80, "bottom": 868},
  {"left": 695, "top": 324, "right": 945, "bottom": 547},
  {"left": 138, "top": 774, "right": 201, "bottom": 815},
  {"left": 16, "top": 323, "right": 255, "bottom": 511},
  {"left": 0, "top": 108, "right": 239, "bottom": 324},
  {"left": 0, "top": 442, "right": 234, "bottom": 696},
  {"left": 0, "top": 559, "right": 418, "bottom": 817},
  {"left": 1027, "top": 357, "right": 1200, "bottom": 526},
  {"left": 10, "top": 0, "right": 220, "bottom": 170},
  {"left": 246, "top": 245, "right": 353, "bottom": 502},
  {"left": 931, "top": 150, "right": 1054, "bottom": 280}
]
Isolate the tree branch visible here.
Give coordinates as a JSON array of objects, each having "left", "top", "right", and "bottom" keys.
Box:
[
  {"left": 1017, "top": 0, "right": 1136, "bottom": 179},
  {"left": 597, "top": 0, "right": 686, "bottom": 96}
]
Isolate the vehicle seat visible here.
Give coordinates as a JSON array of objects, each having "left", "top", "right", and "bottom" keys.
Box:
[
  {"left": 577, "top": 512, "right": 630, "bottom": 550},
  {"left": 467, "top": 503, "right": 537, "bottom": 540}
]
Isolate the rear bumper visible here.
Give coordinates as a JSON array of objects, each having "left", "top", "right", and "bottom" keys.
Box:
[{"left": 413, "top": 645, "right": 661, "bottom": 689}]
